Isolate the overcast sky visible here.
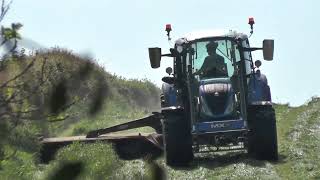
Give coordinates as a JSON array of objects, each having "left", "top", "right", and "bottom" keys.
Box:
[{"left": 2, "top": 0, "right": 320, "bottom": 106}]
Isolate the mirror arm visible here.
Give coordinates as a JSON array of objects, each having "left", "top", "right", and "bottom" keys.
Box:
[
  {"left": 240, "top": 47, "right": 263, "bottom": 52},
  {"left": 161, "top": 53, "right": 174, "bottom": 57}
]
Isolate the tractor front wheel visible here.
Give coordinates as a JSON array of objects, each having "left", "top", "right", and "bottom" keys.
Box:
[
  {"left": 247, "top": 105, "right": 278, "bottom": 161},
  {"left": 162, "top": 112, "right": 193, "bottom": 166}
]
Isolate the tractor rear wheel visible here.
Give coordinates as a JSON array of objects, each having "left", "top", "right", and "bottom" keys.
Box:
[
  {"left": 247, "top": 105, "right": 278, "bottom": 161},
  {"left": 162, "top": 112, "right": 193, "bottom": 166}
]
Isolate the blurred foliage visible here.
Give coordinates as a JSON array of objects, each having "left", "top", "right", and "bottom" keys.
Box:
[{"left": 1, "top": 23, "right": 23, "bottom": 40}]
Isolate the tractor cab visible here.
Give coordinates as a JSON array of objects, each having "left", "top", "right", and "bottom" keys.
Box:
[
  {"left": 171, "top": 31, "right": 250, "bottom": 134},
  {"left": 184, "top": 35, "right": 241, "bottom": 122}
]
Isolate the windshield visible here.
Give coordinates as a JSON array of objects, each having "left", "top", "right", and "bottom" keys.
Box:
[{"left": 190, "top": 39, "right": 241, "bottom": 80}]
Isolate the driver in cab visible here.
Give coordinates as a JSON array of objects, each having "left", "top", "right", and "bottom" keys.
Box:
[{"left": 194, "top": 41, "right": 227, "bottom": 78}]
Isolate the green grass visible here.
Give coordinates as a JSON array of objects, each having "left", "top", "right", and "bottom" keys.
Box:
[
  {"left": 41, "top": 143, "right": 123, "bottom": 180},
  {"left": 0, "top": 147, "right": 39, "bottom": 180},
  {"left": 269, "top": 100, "right": 320, "bottom": 179}
]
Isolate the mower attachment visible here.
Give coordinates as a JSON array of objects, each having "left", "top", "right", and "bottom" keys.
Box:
[
  {"left": 40, "top": 113, "right": 164, "bottom": 163},
  {"left": 86, "top": 112, "right": 162, "bottom": 138}
]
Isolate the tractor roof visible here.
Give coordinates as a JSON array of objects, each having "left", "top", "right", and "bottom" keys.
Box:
[{"left": 175, "top": 30, "right": 248, "bottom": 44}]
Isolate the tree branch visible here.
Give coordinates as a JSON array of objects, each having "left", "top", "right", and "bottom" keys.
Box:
[
  {"left": 0, "top": 0, "right": 12, "bottom": 23},
  {"left": 0, "top": 58, "right": 36, "bottom": 89}
]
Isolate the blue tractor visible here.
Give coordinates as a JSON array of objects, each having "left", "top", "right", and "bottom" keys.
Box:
[{"left": 148, "top": 20, "right": 278, "bottom": 166}]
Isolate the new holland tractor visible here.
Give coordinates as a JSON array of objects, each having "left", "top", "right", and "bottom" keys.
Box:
[
  {"left": 147, "top": 19, "right": 277, "bottom": 165},
  {"left": 40, "top": 18, "right": 278, "bottom": 166}
]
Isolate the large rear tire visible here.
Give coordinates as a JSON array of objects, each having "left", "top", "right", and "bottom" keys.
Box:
[
  {"left": 247, "top": 105, "right": 278, "bottom": 161},
  {"left": 162, "top": 112, "right": 194, "bottom": 166}
]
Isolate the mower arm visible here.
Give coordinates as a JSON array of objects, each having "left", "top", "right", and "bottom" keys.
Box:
[{"left": 86, "top": 112, "right": 162, "bottom": 138}]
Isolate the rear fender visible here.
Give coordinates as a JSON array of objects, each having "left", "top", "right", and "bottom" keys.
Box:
[
  {"left": 161, "top": 83, "right": 177, "bottom": 107},
  {"left": 247, "top": 71, "right": 272, "bottom": 105}
]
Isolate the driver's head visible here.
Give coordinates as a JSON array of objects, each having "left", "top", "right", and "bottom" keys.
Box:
[{"left": 206, "top": 41, "right": 218, "bottom": 55}]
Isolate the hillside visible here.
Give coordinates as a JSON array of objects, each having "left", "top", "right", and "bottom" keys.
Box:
[{"left": 1, "top": 50, "right": 320, "bottom": 179}]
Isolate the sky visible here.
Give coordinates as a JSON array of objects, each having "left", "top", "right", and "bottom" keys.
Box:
[{"left": 2, "top": 0, "right": 320, "bottom": 106}]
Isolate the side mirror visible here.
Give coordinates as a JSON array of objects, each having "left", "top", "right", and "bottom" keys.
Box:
[
  {"left": 263, "top": 39, "right": 274, "bottom": 61},
  {"left": 148, "top": 47, "right": 161, "bottom": 68}
]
